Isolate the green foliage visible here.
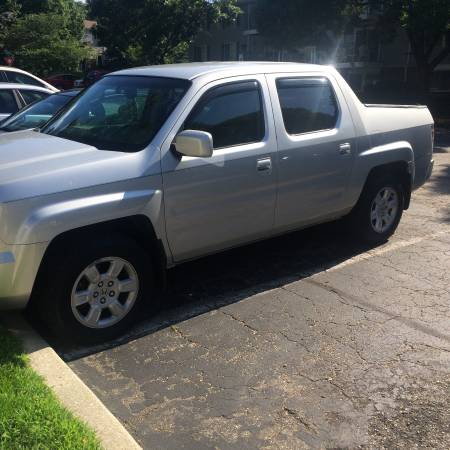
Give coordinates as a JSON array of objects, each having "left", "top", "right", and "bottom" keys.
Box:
[
  {"left": 16, "top": 0, "right": 87, "bottom": 40},
  {"left": 4, "top": 12, "right": 91, "bottom": 75},
  {"left": 0, "top": 0, "right": 19, "bottom": 42},
  {"left": 370, "top": 0, "right": 450, "bottom": 92},
  {"left": 2, "top": 0, "right": 90, "bottom": 76},
  {"left": 0, "top": 326, "right": 101, "bottom": 450},
  {"left": 87, "top": 0, "right": 240, "bottom": 67}
]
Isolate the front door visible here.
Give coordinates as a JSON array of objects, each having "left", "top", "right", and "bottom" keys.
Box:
[
  {"left": 161, "top": 76, "right": 278, "bottom": 262},
  {"left": 266, "top": 73, "right": 357, "bottom": 231}
]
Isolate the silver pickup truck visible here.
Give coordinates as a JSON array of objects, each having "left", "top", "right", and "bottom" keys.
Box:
[{"left": 0, "top": 62, "right": 434, "bottom": 342}]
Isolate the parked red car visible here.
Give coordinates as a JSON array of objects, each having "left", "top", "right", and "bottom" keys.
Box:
[
  {"left": 74, "top": 69, "right": 111, "bottom": 88},
  {"left": 45, "top": 73, "right": 78, "bottom": 90}
]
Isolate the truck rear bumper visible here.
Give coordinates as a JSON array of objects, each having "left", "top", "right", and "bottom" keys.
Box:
[
  {"left": 0, "top": 240, "right": 47, "bottom": 311},
  {"left": 413, "top": 156, "right": 434, "bottom": 191},
  {"left": 425, "top": 159, "right": 434, "bottom": 182}
]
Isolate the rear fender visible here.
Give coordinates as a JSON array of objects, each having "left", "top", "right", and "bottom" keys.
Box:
[{"left": 347, "top": 141, "right": 414, "bottom": 207}]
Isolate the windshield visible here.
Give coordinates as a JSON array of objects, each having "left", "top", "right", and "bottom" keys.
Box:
[
  {"left": 43, "top": 75, "right": 191, "bottom": 152},
  {"left": 1, "top": 93, "right": 75, "bottom": 132}
]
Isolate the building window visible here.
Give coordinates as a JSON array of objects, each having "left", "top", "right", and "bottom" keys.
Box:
[
  {"left": 221, "top": 42, "right": 237, "bottom": 61},
  {"left": 248, "top": 3, "right": 257, "bottom": 30},
  {"left": 193, "top": 46, "right": 202, "bottom": 62},
  {"left": 222, "top": 43, "right": 230, "bottom": 61},
  {"left": 193, "top": 45, "right": 210, "bottom": 62}
]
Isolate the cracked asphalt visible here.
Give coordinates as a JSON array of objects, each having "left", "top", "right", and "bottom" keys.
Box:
[{"left": 62, "top": 152, "right": 449, "bottom": 449}]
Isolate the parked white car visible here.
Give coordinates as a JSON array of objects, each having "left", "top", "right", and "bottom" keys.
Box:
[
  {"left": 0, "top": 66, "right": 59, "bottom": 92},
  {"left": 0, "top": 83, "right": 55, "bottom": 120}
]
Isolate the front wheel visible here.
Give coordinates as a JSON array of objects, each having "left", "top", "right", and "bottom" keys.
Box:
[
  {"left": 348, "top": 174, "right": 404, "bottom": 244},
  {"left": 37, "top": 234, "right": 155, "bottom": 344}
]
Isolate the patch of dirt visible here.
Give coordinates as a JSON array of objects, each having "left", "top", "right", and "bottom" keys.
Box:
[{"left": 368, "top": 377, "right": 450, "bottom": 449}]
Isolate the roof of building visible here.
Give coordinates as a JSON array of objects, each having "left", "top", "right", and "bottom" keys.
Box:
[{"left": 111, "top": 62, "right": 330, "bottom": 81}]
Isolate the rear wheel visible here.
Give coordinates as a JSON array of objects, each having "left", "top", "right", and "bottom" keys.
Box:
[
  {"left": 348, "top": 174, "right": 404, "bottom": 244},
  {"left": 37, "top": 234, "right": 155, "bottom": 344}
]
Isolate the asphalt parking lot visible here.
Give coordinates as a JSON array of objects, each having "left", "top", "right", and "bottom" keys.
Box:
[{"left": 58, "top": 151, "right": 449, "bottom": 449}]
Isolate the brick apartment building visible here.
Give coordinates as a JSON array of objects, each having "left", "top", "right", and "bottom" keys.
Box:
[{"left": 190, "top": 0, "right": 450, "bottom": 100}]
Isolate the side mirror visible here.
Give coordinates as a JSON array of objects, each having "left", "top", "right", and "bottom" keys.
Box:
[{"left": 174, "top": 130, "right": 213, "bottom": 158}]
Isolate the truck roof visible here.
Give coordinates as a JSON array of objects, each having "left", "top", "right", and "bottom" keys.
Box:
[{"left": 111, "top": 62, "right": 329, "bottom": 81}]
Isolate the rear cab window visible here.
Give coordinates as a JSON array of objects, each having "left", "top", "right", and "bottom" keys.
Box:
[
  {"left": 184, "top": 80, "right": 265, "bottom": 149},
  {"left": 276, "top": 77, "right": 339, "bottom": 135}
]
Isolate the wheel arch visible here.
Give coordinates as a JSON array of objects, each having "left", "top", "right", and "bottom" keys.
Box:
[
  {"left": 351, "top": 141, "right": 414, "bottom": 211},
  {"left": 29, "top": 215, "right": 167, "bottom": 309},
  {"left": 364, "top": 160, "right": 412, "bottom": 210}
]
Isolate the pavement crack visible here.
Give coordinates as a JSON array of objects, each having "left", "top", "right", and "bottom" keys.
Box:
[
  {"left": 170, "top": 325, "right": 210, "bottom": 351},
  {"left": 220, "top": 310, "right": 259, "bottom": 334},
  {"left": 283, "top": 407, "right": 315, "bottom": 429}
]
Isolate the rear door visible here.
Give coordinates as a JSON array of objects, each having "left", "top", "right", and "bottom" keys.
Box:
[
  {"left": 266, "top": 73, "right": 357, "bottom": 232},
  {"left": 161, "top": 75, "right": 278, "bottom": 262}
]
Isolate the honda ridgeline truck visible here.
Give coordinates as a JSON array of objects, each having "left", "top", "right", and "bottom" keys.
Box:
[{"left": 0, "top": 63, "right": 434, "bottom": 342}]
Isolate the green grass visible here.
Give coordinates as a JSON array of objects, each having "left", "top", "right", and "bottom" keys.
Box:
[{"left": 0, "top": 326, "right": 102, "bottom": 450}]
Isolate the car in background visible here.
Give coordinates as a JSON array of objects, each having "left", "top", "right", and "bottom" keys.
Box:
[
  {"left": 0, "top": 83, "right": 55, "bottom": 120},
  {"left": 44, "top": 74, "right": 79, "bottom": 91},
  {"left": 0, "top": 66, "right": 59, "bottom": 92},
  {"left": 74, "top": 69, "right": 110, "bottom": 88},
  {"left": 0, "top": 89, "right": 80, "bottom": 133}
]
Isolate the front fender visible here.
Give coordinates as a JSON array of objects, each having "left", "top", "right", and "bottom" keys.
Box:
[{"left": 0, "top": 177, "right": 165, "bottom": 246}]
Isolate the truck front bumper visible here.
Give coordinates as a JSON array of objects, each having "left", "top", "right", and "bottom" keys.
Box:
[{"left": 0, "top": 240, "right": 47, "bottom": 310}]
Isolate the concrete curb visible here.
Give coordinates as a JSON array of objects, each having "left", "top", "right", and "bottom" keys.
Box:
[{"left": 2, "top": 313, "right": 142, "bottom": 450}]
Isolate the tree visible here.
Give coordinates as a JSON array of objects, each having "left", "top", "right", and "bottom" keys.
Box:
[
  {"left": 0, "top": 0, "right": 19, "bottom": 42},
  {"left": 3, "top": 0, "right": 90, "bottom": 75},
  {"left": 369, "top": 0, "right": 450, "bottom": 97},
  {"left": 87, "top": 0, "right": 240, "bottom": 67},
  {"left": 16, "top": 0, "right": 86, "bottom": 39},
  {"left": 4, "top": 5, "right": 91, "bottom": 75}
]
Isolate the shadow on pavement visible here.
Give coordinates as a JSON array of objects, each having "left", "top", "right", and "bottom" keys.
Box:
[
  {"left": 435, "top": 130, "right": 450, "bottom": 153},
  {"left": 31, "top": 220, "right": 380, "bottom": 361},
  {"left": 427, "top": 159, "right": 450, "bottom": 222}
]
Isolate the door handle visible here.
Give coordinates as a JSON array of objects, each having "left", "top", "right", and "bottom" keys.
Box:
[
  {"left": 257, "top": 157, "right": 272, "bottom": 174},
  {"left": 339, "top": 143, "right": 352, "bottom": 155}
]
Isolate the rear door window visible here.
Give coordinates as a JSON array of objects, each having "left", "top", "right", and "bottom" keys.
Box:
[
  {"left": 0, "top": 90, "right": 19, "bottom": 114},
  {"left": 19, "top": 90, "right": 50, "bottom": 105},
  {"left": 276, "top": 77, "right": 339, "bottom": 135},
  {"left": 184, "top": 81, "right": 265, "bottom": 149}
]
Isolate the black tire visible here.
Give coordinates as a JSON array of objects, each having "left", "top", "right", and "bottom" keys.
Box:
[
  {"left": 348, "top": 173, "right": 404, "bottom": 244},
  {"left": 37, "top": 233, "right": 156, "bottom": 344}
]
